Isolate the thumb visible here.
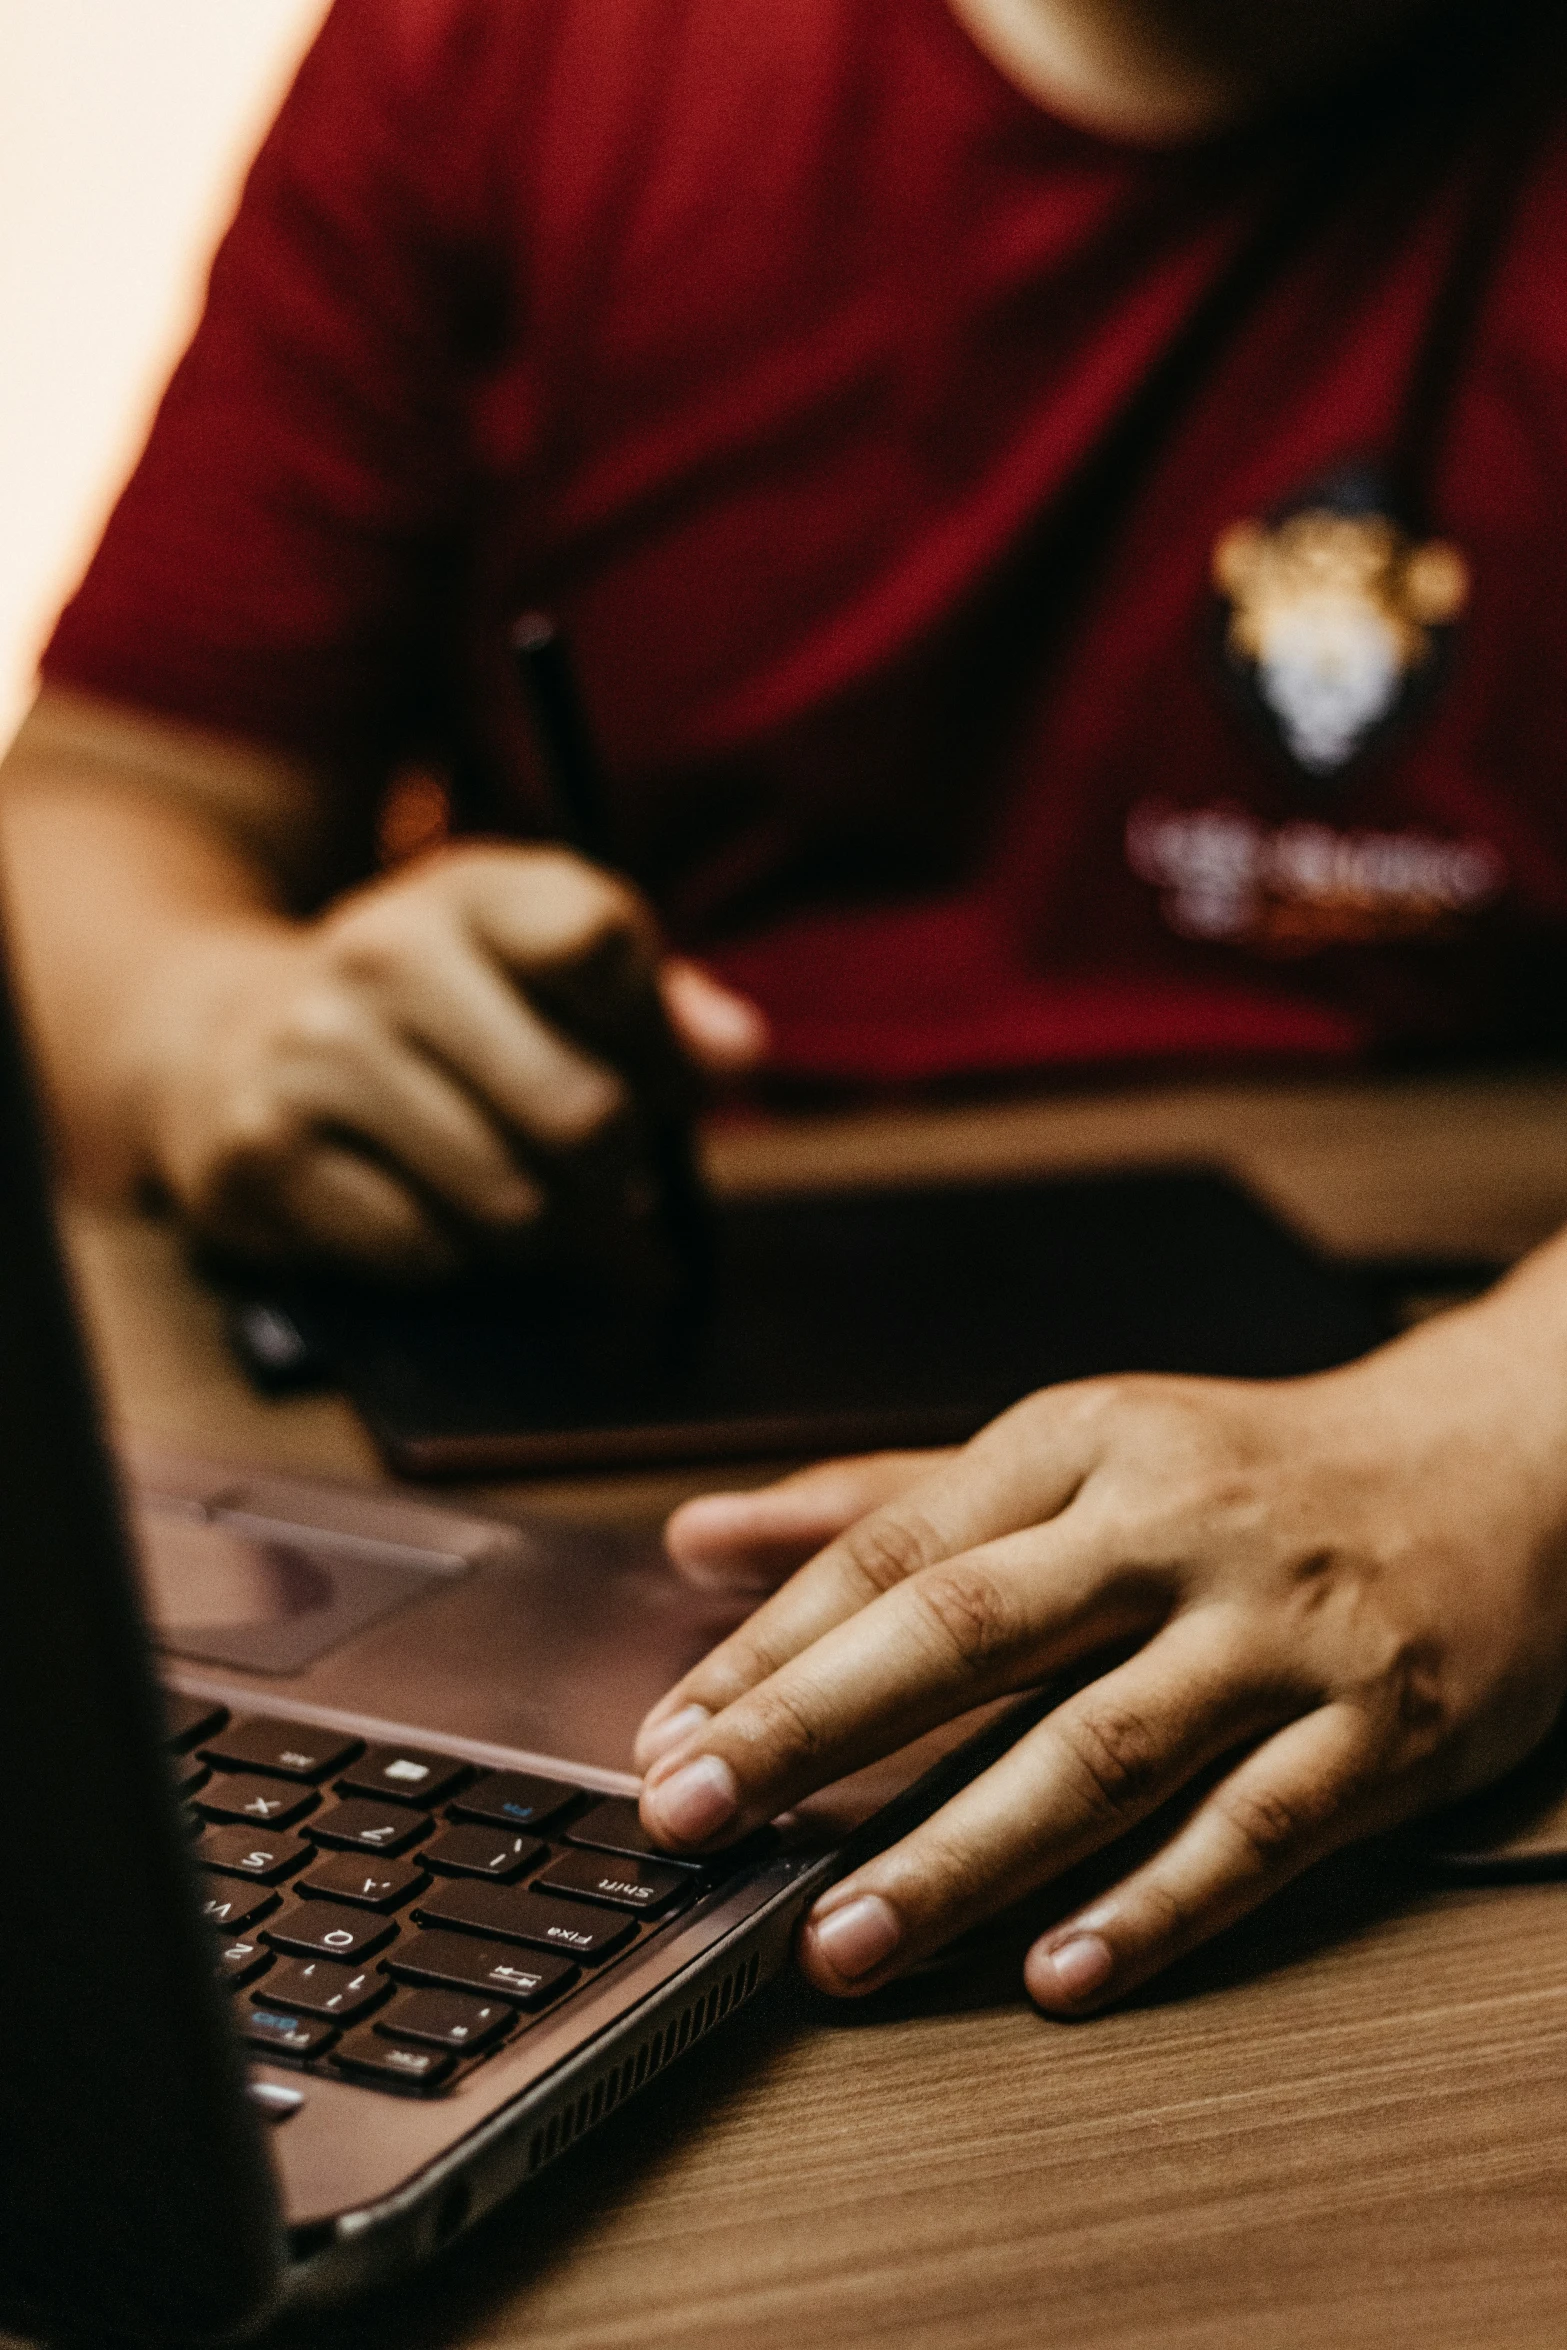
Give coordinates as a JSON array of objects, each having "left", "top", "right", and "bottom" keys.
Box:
[
  {"left": 665, "top": 1451, "right": 955, "bottom": 1593},
  {"left": 658, "top": 957, "right": 769, "bottom": 1078}
]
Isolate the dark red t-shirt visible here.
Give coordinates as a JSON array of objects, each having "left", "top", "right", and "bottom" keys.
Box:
[{"left": 43, "top": 0, "right": 1567, "bottom": 1080}]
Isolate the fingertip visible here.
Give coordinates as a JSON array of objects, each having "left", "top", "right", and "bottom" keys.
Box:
[
  {"left": 659, "top": 959, "right": 769, "bottom": 1075},
  {"left": 664, "top": 1492, "right": 781, "bottom": 1585},
  {"left": 665, "top": 1491, "right": 755, "bottom": 1554},
  {"left": 638, "top": 1752, "right": 740, "bottom": 1847},
  {"left": 1024, "top": 1931, "right": 1115, "bottom": 2015},
  {"left": 801, "top": 1893, "right": 904, "bottom": 1993},
  {"left": 631, "top": 1701, "right": 712, "bottom": 1772}
]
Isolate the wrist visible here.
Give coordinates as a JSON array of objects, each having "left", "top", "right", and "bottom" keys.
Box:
[
  {"left": 1320, "top": 1254, "right": 1567, "bottom": 1599},
  {"left": 120, "top": 916, "right": 300, "bottom": 1200}
]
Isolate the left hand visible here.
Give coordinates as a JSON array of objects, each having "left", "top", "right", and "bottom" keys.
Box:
[{"left": 635, "top": 1265, "right": 1567, "bottom": 2014}]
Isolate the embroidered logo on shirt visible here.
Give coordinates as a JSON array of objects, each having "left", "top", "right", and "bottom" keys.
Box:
[
  {"left": 1127, "top": 802, "right": 1504, "bottom": 953},
  {"left": 1212, "top": 472, "right": 1470, "bottom": 780}
]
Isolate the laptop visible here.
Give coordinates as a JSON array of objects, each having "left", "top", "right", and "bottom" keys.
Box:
[
  {"left": 16, "top": 887, "right": 1479, "bottom": 2341},
  {"left": 0, "top": 923, "right": 1075, "bottom": 2344}
]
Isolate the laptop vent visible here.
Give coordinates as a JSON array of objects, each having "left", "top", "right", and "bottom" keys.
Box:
[{"left": 525, "top": 1950, "right": 762, "bottom": 2177}]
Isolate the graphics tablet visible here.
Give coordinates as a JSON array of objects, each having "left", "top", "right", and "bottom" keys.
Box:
[{"left": 223, "top": 1167, "right": 1393, "bottom": 1479}]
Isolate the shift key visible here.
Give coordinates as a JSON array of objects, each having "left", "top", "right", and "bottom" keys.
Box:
[
  {"left": 413, "top": 1880, "right": 635, "bottom": 1962},
  {"left": 533, "top": 1850, "right": 692, "bottom": 1915}
]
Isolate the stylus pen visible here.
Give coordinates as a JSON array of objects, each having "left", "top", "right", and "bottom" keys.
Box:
[{"left": 510, "top": 611, "right": 714, "bottom": 1314}]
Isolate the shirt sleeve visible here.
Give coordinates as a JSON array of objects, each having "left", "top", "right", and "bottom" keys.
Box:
[{"left": 42, "top": 0, "right": 514, "bottom": 772}]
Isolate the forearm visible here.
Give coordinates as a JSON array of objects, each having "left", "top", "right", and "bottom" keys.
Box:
[{"left": 0, "top": 691, "right": 323, "bottom": 1196}]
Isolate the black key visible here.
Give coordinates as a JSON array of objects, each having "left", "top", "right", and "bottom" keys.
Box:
[
  {"left": 564, "top": 1796, "right": 701, "bottom": 1866},
  {"left": 449, "top": 1770, "right": 580, "bottom": 1834},
  {"left": 200, "top": 1717, "right": 362, "bottom": 1783},
  {"left": 201, "top": 1825, "right": 311, "bottom": 1884},
  {"left": 413, "top": 1880, "right": 634, "bottom": 1962},
  {"left": 297, "top": 1853, "right": 426, "bottom": 1911},
  {"left": 173, "top": 1755, "right": 210, "bottom": 1798},
  {"left": 418, "top": 1824, "right": 544, "bottom": 1882},
  {"left": 258, "top": 1956, "right": 390, "bottom": 2023},
  {"left": 335, "top": 1744, "right": 469, "bottom": 1808},
  {"left": 303, "top": 1798, "right": 430, "bottom": 1856},
  {"left": 243, "top": 2006, "right": 336, "bottom": 2060},
  {"left": 164, "top": 1693, "right": 227, "bottom": 1753},
  {"left": 201, "top": 1884, "right": 280, "bottom": 1934},
  {"left": 264, "top": 1902, "right": 397, "bottom": 1964},
  {"left": 533, "top": 1850, "right": 693, "bottom": 1916},
  {"left": 376, "top": 1988, "right": 513, "bottom": 2054},
  {"left": 566, "top": 1801, "right": 780, "bottom": 1880},
  {"left": 331, "top": 2031, "right": 453, "bottom": 2092},
  {"left": 247, "top": 2080, "right": 304, "bottom": 2123},
  {"left": 195, "top": 1775, "right": 319, "bottom": 1830},
  {"left": 388, "top": 1930, "right": 577, "bottom": 2009},
  {"left": 216, "top": 1936, "right": 273, "bottom": 1989}
]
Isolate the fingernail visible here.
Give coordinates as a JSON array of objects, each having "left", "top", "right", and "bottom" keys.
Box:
[
  {"left": 1040, "top": 1933, "right": 1113, "bottom": 2005},
  {"left": 809, "top": 1894, "right": 902, "bottom": 1982},
  {"left": 667, "top": 966, "right": 770, "bottom": 1055},
  {"left": 699, "top": 989, "right": 769, "bottom": 1050},
  {"left": 642, "top": 1754, "right": 739, "bottom": 1846},
  {"left": 634, "top": 1703, "right": 712, "bottom": 1769}
]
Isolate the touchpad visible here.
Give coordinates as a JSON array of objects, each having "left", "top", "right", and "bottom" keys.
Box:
[{"left": 134, "top": 1504, "right": 465, "bottom": 1675}]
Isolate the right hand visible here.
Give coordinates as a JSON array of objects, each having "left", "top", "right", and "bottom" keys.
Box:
[{"left": 135, "top": 841, "right": 766, "bottom": 1277}]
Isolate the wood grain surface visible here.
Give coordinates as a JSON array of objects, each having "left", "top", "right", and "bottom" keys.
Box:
[
  {"left": 32, "top": 1069, "right": 1567, "bottom": 2350},
  {"left": 255, "top": 1869, "right": 1567, "bottom": 2350}
]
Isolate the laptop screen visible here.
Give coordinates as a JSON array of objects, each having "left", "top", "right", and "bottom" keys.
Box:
[{"left": 0, "top": 928, "right": 285, "bottom": 2341}]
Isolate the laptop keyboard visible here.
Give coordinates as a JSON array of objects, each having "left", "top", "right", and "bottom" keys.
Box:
[{"left": 164, "top": 1691, "right": 766, "bottom": 2099}]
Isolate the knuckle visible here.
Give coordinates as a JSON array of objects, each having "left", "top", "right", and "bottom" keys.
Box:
[
  {"left": 544, "top": 852, "right": 639, "bottom": 929},
  {"left": 1218, "top": 1780, "right": 1313, "bottom": 1871},
  {"left": 1024, "top": 1374, "right": 1177, "bottom": 1482},
  {"left": 694, "top": 1631, "right": 791, "bottom": 1710},
  {"left": 277, "top": 984, "right": 367, "bottom": 1060},
  {"left": 1141, "top": 1879, "right": 1188, "bottom": 1936},
  {"left": 324, "top": 906, "right": 403, "bottom": 981},
  {"left": 838, "top": 1508, "right": 947, "bottom": 1600},
  {"left": 1082, "top": 1371, "right": 1220, "bottom": 1450},
  {"left": 1077, "top": 1371, "right": 1161, "bottom": 1424},
  {"left": 745, "top": 1675, "right": 827, "bottom": 1767},
  {"left": 323, "top": 882, "right": 430, "bottom": 972},
  {"left": 1134, "top": 1879, "right": 1190, "bottom": 1945},
  {"left": 1386, "top": 1638, "right": 1449, "bottom": 1741},
  {"left": 908, "top": 1560, "right": 1017, "bottom": 1675},
  {"left": 518, "top": 851, "right": 644, "bottom": 953},
  {"left": 1057, "top": 1700, "right": 1167, "bottom": 1821},
  {"left": 885, "top": 1818, "right": 988, "bottom": 1916},
  {"left": 409, "top": 839, "right": 513, "bottom": 891},
  {"left": 210, "top": 1090, "right": 301, "bottom": 1177},
  {"left": 530, "top": 1068, "right": 628, "bottom": 1150},
  {"left": 182, "top": 1097, "right": 308, "bottom": 1237}
]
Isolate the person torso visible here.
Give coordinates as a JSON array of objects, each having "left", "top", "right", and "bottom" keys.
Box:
[{"left": 49, "top": 0, "right": 1567, "bottom": 1078}]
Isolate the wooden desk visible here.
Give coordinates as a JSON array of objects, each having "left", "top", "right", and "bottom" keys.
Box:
[{"left": 58, "top": 1074, "right": 1567, "bottom": 2350}]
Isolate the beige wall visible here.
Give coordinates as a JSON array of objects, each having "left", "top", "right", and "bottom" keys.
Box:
[{"left": 0, "top": 0, "right": 331, "bottom": 743}]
